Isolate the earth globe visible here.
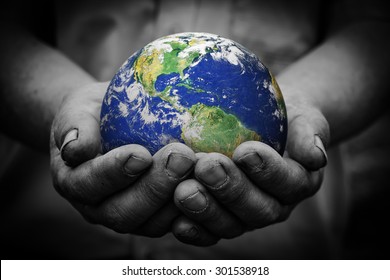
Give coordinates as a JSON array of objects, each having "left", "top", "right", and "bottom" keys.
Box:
[{"left": 100, "top": 32, "right": 287, "bottom": 157}]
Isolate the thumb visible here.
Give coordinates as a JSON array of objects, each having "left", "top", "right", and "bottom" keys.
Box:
[
  {"left": 53, "top": 83, "right": 107, "bottom": 166},
  {"left": 286, "top": 105, "right": 330, "bottom": 171}
]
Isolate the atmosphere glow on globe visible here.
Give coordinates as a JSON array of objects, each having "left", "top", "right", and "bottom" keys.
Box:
[{"left": 100, "top": 32, "right": 287, "bottom": 157}]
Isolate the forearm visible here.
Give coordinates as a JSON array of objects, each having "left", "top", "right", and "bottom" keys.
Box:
[
  {"left": 0, "top": 23, "right": 96, "bottom": 151},
  {"left": 277, "top": 20, "right": 390, "bottom": 145}
]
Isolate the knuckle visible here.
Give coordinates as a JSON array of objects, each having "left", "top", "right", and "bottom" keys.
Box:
[
  {"left": 263, "top": 161, "right": 288, "bottom": 185},
  {"left": 65, "top": 177, "right": 94, "bottom": 204},
  {"left": 51, "top": 168, "right": 81, "bottom": 201},
  {"left": 301, "top": 181, "right": 320, "bottom": 198},
  {"left": 262, "top": 204, "right": 280, "bottom": 225},
  {"left": 250, "top": 200, "right": 281, "bottom": 228},
  {"left": 100, "top": 203, "right": 134, "bottom": 233},
  {"left": 278, "top": 167, "right": 321, "bottom": 205},
  {"left": 248, "top": 158, "right": 288, "bottom": 189},
  {"left": 294, "top": 171, "right": 322, "bottom": 201},
  {"left": 214, "top": 177, "right": 247, "bottom": 206},
  {"left": 139, "top": 179, "right": 171, "bottom": 207},
  {"left": 52, "top": 168, "right": 102, "bottom": 205}
]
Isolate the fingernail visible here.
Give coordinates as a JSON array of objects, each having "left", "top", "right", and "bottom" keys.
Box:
[
  {"left": 314, "top": 135, "right": 328, "bottom": 165},
  {"left": 177, "top": 226, "right": 199, "bottom": 241},
  {"left": 166, "top": 153, "right": 194, "bottom": 178},
  {"left": 237, "top": 152, "right": 263, "bottom": 172},
  {"left": 60, "top": 129, "right": 78, "bottom": 157},
  {"left": 180, "top": 190, "right": 208, "bottom": 212},
  {"left": 200, "top": 164, "right": 227, "bottom": 188},
  {"left": 123, "top": 155, "right": 149, "bottom": 176}
]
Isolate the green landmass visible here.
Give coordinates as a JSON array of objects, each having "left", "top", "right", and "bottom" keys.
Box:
[
  {"left": 181, "top": 103, "right": 261, "bottom": 157},
  {"left": 133, "top": 40, "right": 202, "bottom": 95},
  {"left": 132, "top": 38, "right": 215, "bottom": 112}
]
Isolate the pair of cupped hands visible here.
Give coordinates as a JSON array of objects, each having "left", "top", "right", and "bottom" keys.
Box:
[{"left": 50, "top": 81, "right": 329, "bottom": 246}]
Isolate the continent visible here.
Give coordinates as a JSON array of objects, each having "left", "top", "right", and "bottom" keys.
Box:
[
  {"left": 181, "top": 103, "right": 261, "bottom": 157},
  {"left": 101, "top": 32, "right": 287, "bottom": 157},
  {"left": 133, "top": 38, "right": 210, "bottom": 95}
]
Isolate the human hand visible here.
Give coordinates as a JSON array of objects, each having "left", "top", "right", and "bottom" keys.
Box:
[
  {"left": 171, "top": 95, "right": 330, "bottom": 246},
  {"left": 50, "top": 82, "right": 196, "bottom": 236}
]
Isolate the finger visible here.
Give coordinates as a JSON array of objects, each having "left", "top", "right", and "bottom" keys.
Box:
[
  {"left": 172, "top": 215, "right": 220, "bottom": 246},
  {"left": 174, "top": 179, "right": 244, "bottom": 239},
  {"left": 195, "top": 153, "right": 291, "bottom": 228},
  {"left": 195, "top": 152, "right": 207, "bottom": 161},
  {"left": 53, "top": 82, "right": 108, "bottom": 166},
  {"left": 87, "top": 143, "right": 196, "bottom": 233},
  {"left": 51, "top": 141, "right": 153, "bottom": 205},
  {"left": 134, "top": 202, "right": 181, "bottom": 237},
  {"left": 233, "top": 141, "right": 324, "bottom": 205},
  {"left": 286, "top": 105, "right": 330, "bottom": 170}
]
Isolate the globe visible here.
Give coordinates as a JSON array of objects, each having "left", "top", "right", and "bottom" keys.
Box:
[{"left": 100, "top": 32, "right": 287, "bottom": 157}]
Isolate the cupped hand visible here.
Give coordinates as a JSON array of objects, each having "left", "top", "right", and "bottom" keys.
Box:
[
  {"left": 171, "top": 96, "right": 330, "bottom": 246},
  {"left": 50, "top": 82, "right": 196, "bottom": 236}
]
